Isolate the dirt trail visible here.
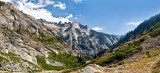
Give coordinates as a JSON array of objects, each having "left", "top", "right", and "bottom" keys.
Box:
[{"left": 147, "top": 54, "right": 160, "bottom": 73}]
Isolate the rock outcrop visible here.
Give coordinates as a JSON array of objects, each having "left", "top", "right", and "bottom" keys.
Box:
[
  {"left": 40, "top": 19, "right": 119, "bottom": 58},
  {"left": 0, "top": 1, "right": 73, "bottom": 72}
]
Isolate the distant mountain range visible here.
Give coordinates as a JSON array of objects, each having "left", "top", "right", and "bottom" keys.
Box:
[
  {"left": 0, "top": 1, "right": 160, "bottom": 73},
  {"left": 39, "top": 19, "right": 120, "bottom": 58}
]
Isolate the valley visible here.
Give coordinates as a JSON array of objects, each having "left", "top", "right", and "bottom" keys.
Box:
[{"left": 0, "top": 1, "right": 159, "bottom": 73}]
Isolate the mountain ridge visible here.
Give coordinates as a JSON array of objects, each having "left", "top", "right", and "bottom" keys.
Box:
[{"left": 39, "top": 19, "right": 120, "bottom": 58}]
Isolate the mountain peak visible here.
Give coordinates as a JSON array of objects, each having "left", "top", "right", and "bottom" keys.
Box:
[{"left": 39, "top": 19, "right": 119, "bottom": 58}]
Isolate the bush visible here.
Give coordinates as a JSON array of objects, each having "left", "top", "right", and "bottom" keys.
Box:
[
  {"left": 148, "top": 22, "right": 160, "bottom": 37},
  {"left": 146, "top": 50, "right": 150, "bottom": 54},
  {"left": 146, "top": 50, "right": 152, "bottom": 58},
  {"left": 147, "top": 54, "right": 152, "bottom": 58},
  {"left": 149, "top": 29, "right": 160, "bottom": 37},
  {"left": 119, "top": 61, "right": 125, "bottom": 65}
]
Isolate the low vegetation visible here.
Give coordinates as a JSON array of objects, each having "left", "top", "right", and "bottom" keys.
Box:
[
  {"left": 152, "top": 61, "right": 160, "bottom": 73},
  {"left": 148, "top": 22, "right": 160, "bottom": 37},
  {"left": 119, "top": 61, "right": 125, "bottom": 65},
  {"left": 0, "top": 56, "right": 8, "bottom": 63},
  {"left": 146, "top": 50, "right": 152, "bottom": 58},
  {"left": 36, "top": 56, "right": 64, "bottom": 70},
  {"left": 36, "top": 52, "right": 86, "bottom": 70},
  {"left": 0, "top": 52, "right": 21, "bottom": 63},
  {"left": 35, "top": 33, "right": 64, "bottom": 45},
  {"left": 95, "top": 36, "right": 146, "bottom": 66}
]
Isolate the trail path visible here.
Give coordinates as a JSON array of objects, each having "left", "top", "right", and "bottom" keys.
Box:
[{"left": 147, "top": 54, "right": 160, "bottom": 73}]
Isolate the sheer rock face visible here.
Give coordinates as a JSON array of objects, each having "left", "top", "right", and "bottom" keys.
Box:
[
  {"left": 0, "top": 1, "right": 72, "bottom": 72},
  {"left": 40, "top": 20, "right": 120, "bottom": 58}
]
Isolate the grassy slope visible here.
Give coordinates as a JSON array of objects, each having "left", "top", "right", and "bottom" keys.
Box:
[
  {"left": 0, "top": 28, "right": 86, "bottom": 72},
  {"left": 62, "top": 21, "right": 160, "bottom": 73}
]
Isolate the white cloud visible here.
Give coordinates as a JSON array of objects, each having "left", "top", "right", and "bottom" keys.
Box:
[
  {"left": 16, "top": 0, "right": 72, "bottom": 23},
  {"left": 45, "top": 0, "right": 55, "bottom": 5},
  {"left": 66, "top": 14, "right": 73, "bottom": 19},
  {"left": 74, "top": 0, "right": 83, "bottom": 3},
  {"left": 74, "top": 17, "right": 78, "bottom": 19},
  {"left": 54, "top": 2, "right": 66, "bottom": 10},
  {"left": 92, "top": 27, "right": 103, "bottom": 31},
  {"left": 127, "top": 21, "right": 142, "bottom": 26},
  {"left": 21, "top": 0, "right": 54, "bottom": 9},
  {"left": 0, "top": 0, "right": 12, "bottom": 2}
]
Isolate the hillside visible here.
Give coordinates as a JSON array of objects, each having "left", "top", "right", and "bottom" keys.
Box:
[
  {"left": 39, "top": 19, "right": 119, "bottom": 58},
  {"left": 71, "top": 14, "right": 160, "bottom": 73},
  {"left": 0, "top": 1, "right": 86, "bottom": 72},
  {"left": 113, "top": 13, "right": 160, "bottom": 48},
  {"left": 0, "top": 1, "right": 160, "bottom": 73}
]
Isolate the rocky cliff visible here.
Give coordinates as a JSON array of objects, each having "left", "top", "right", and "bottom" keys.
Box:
[
  {"left": 0, "top": 1, "right": 82, "bottom": 72},
  {"left": 39, "top": 19, "right": 119, "bottom": 58}
]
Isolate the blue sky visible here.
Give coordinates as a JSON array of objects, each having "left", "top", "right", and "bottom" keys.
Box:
[{"left": 2, "top": 0, "right": 160, "bottom": 35}]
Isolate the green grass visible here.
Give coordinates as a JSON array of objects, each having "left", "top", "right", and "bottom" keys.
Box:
[
  {"left": 36, "top": 52, "right": 85, "bottom": 70},
  {"left": 153, "top": 53, "right": 160, "bottom": 56},
  {"left": 35, "top": 34, "right": 64, "bottom": 45},
  {"left": 0, "top": 56, "right": 9, "bottom": 63},
  {"left": 152, "top": 70, "right": 160, "bottom": 73},
  {"left": 149, "top": 28, "right": 160, "bottom": 37},
  {"left": 148, "top": 22, "right": 160, "bottom": 37},
  {"left": 95, "top": 36, "right": 146, "bottom": 66},
  {"left": 36, "top": 56, "right": 65, "bottom": 70},
  {"left": 48, "top": 52, "right": 83, "bottom": 68},
  {"left": 1, "top": 52, "right": 20, "bottom": 62},
  {"left": 0, "top": 52, "right": 41, "bottom": 72},
  {"left": 152, "top": 61, "right": 160, "bottom": 73}
]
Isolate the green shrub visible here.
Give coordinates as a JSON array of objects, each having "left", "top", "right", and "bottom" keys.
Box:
[
  {"left": 148, "top": 22, "right": 160, "bottom": 37},
  {"left": 149, "top": 29, "right": 160, "bottom": 37},
  {"left": 119, "top": 61, "right": 125, "bottom": 65},
  {"left": 95, "top": 36, "right": 146, "bottom": 66},
  {"left": 146, "top": 50, "right": 150, "bottom": 54},
  {"left": 147, "top": 54, "right": 152, "bottom": 58},
  {"left": 146, "top": 50, "right": 152, "bottom": 58}
]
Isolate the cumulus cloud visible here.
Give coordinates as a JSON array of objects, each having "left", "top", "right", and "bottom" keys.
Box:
[
  {"left": 66, "top": 14, "right": 73, "bottom": 19},
  {"left": 0, "top": 0, "right": 12, "bottom": 2},
  {"left": 127, "top": 21, "right": 142, "bottom": 26},
  {"left": 54, "top": 2, "right": 66, "bottom": 10},
  {"left": 92, "top": 27, "right": 103, "bottom": 31},
  {"left": 15, "top": 0, "right": 72, "bottom": 23},
  {"left": 73, "top": 0, "right": 83, "bottom": 3}
]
